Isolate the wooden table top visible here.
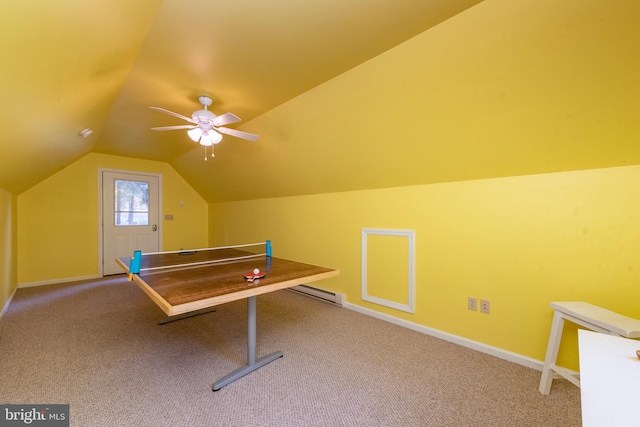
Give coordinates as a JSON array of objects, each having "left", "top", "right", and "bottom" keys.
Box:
[{"left": 116, "top": 248, "right": 339, "bottom": 316}]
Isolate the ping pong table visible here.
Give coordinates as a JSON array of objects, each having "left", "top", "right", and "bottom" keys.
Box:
[{"left": 116, "top": 242, "right": 339, "bottom": 391}]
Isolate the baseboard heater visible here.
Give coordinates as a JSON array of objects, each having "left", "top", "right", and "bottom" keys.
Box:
[{"left": 289, "top": 285, "right": 344, "bottom": 307}]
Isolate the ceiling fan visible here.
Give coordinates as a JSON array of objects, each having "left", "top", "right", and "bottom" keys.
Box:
[{"left": 150, "top": 95, "right": 258, "bottom": 160}]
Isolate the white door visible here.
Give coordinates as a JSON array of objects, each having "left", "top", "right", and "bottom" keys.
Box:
[{"left": 102, "top": 170, "right": 160, "bottom": 275}]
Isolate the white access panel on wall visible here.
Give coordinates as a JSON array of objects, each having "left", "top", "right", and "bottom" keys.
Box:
[{"left": 361, "top": 228, "right": 415, "bottom": 313}]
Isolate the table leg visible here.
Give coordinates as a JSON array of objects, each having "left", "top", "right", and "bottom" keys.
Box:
[
  {"left": 539, "top": 310, "right": 565, "bottom": 394},
  {"left": 212, "top": 296, "right": 283, "bottom": 391}
]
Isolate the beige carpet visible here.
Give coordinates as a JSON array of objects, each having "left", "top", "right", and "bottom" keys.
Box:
[{"left": 0, "top": 276, "right": 581, "bottom": 426}]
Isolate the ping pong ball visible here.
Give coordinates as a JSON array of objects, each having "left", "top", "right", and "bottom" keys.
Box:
[{"left": 253, "top": 268, "right": 260, "bottom": 275}]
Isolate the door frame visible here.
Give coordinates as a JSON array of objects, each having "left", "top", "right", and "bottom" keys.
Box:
[{"left": 98, "top": 168, "right": 163, "bottom": 277}]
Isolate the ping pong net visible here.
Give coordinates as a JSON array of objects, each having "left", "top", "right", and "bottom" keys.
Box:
[{"left": 127, "top": 240, "right": 272, "bottom": 279}]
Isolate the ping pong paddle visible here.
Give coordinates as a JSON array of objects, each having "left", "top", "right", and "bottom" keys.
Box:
[{"left": 244, "top": 268, "right": 265, "bottom": 282}]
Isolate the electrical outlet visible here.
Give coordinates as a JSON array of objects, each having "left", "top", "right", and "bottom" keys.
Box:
[
  {"left": 480, "top": 299, "right": 490, "bottom": 314},
  {"left": 468, "top": 297, "right": 477, "bottom": 311}
]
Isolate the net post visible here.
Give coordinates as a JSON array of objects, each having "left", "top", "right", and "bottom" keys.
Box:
[
  {"left": 266, "top": 240, "right": 272, "bottom": 257},
  {"left": 129, "top": 250, "right": 142, "bottom": 281}
]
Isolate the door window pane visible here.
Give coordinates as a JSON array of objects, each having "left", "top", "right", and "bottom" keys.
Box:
[{"left": 114, "top": 179, "right": 149, "bottom": 226}]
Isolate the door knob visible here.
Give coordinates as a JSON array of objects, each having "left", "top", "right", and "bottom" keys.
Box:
[{"left": 152, "top": 224, "right": 158, "bottom": 231}]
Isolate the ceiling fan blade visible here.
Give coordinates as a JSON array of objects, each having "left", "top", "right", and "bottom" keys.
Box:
[
  {"left": 217, "top": 127, "right": 259, "bottom": 142},
  {"left": 150, "top": 106, "right": 196, "bottom": 123},
  {"left": 151, "top": 125, "right": 197, "bottom": 131},
  {"left": 212, "top": 112, "right": 241, "bottom": 127}
]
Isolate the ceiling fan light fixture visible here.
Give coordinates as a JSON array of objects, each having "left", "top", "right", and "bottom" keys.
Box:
[
  {"left": 187, "top": 127, "right": 203, "bottom": 142},
  {"left": 210, "top": 130, "right": 222, "bottom": 144},
  {"left": 200, "top": 130, "right": 222, "bottom": 146}
]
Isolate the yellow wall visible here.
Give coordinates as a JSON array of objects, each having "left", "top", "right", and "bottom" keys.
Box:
[
  {"left": 18, "top": 153, "right": 208, "bottom": 284},
  {"left": 210, "top": 165, "right": 640, "bottom": 367},
  {"left": 0, "top": 187, "right": 17, "bottom": 315},
  {"left": 205, "top": 0, "right": 640, "bottom": 369}
]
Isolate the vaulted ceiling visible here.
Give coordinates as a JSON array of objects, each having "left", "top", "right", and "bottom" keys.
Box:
[
  {"left": 3, "top": 1, "right": 640, "bottom": 203},
  {"left": 0, "top": 0, "right": 482, "bottom": 198}
]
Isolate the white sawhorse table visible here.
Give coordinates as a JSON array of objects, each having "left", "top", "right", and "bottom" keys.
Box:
[{"left": 539, "top": 301, "right": 640, "bottom": 395}]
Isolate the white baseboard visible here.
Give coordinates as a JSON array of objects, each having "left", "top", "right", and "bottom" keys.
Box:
[
  {"left": 18, "top": 274, "right": 102, "bottom": 289},
  {"left": 344, "top": 301, "right": 544, "bottom": 372}
]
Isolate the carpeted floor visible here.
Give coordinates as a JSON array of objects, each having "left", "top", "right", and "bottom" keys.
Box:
[{"left": 0, "top": 276, "right": 581, "bottom": 426}]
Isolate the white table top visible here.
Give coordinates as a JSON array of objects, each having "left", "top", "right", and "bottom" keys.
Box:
[{"left": 578, "top": 330, "right": 640, "bottom": 427}]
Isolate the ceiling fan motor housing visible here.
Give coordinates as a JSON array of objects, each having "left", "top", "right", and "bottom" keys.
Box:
[{"left": 192, "top": 109, "right": 216, "bottom": 126}]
